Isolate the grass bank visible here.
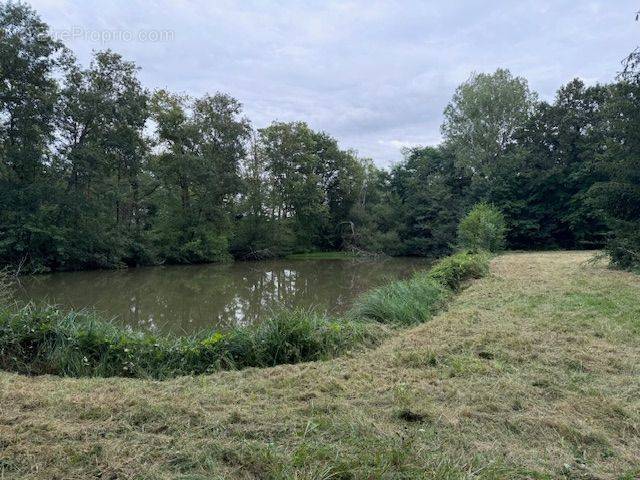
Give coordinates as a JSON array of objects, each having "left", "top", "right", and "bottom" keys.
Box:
[
  {"left": 1, "top": 252, "right": 639, "bottom": 479},
  {"left": 0, "top": 252, "right": 640, "bottom": 480},
  {"left": 0, "top": 252, "right": 488, "bottom": 379}
]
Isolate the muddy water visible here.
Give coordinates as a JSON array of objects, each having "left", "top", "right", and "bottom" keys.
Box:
[{"left": 16, "top": 257, "right": 430, "bottom": 334}]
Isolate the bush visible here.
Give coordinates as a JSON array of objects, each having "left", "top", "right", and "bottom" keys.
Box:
[
  {"left": 588, "top": 183, "right": 640, "bottom": 270},
  {"left": 245, "top": 309, "right": 384, "bottom": 367},
  {"left": 606, "top": 233, "right": 640, "bottom": 271},
  {"left": 427, "top": 250, "right": 491, "bottom": 290},
  {"left": 458, "top": 203, "right": 506, "bottom": 253}
]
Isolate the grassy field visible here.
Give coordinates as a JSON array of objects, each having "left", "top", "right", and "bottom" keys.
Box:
[{"left": 1, "top": 252, "right": 639, "bottom": 479}]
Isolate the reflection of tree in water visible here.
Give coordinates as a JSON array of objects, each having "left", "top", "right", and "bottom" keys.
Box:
[{"left": 17, "top": 258, "right": 431, "bottom": 334}]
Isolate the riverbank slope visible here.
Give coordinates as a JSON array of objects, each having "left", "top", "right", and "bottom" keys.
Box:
[{"left": 1, "top": 252, "right": 639, "bottom": 479}]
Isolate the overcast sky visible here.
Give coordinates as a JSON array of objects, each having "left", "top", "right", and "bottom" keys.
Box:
[{"left": 31, "top": 0, "right": 640, "bottom": 166}]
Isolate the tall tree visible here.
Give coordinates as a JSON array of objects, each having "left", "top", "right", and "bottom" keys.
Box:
[
  {"left": 587, "top": 58, "right": 640, "bottom": 268},
  {"left": 441, "top": 68, "right": 536, "bottom": 194},
  {"left": 487, "top": 80, "right": 608, "bottom": 249},
  {"left": 258, "top": 122, "right": 328, "bottom": 251},
  {"left": 231, "top": 131, "right": 274, "bottom": 259},
  {"left": 390, "top": 146, "right": 469, "bottom": 255},
  {"left": 310, "top": 131, "right": 365, "bottom": 249},
  {"left": 55, "top": 50, "right": 149, "bottom": 269},
  {"left": 150, "top": 90, "right": 250, "bottom": 263},
  {"left": 348, "top": 161, "right": 402, "bottom": 254},
  {"left": 254, "top": 122, "right": 367, "bottom": 253},
  {"left": 0, "top": 2, "right": 64, "bottom": 271}
]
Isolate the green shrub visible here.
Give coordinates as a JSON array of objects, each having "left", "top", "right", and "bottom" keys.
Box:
[
  {"left": 602, "top": 225, "right": 640, "bottom": 271},
  {"left": 458, "top": 203, "right": 506, "bottom": 253},
  {"left": 246, "top": 309, "right": 384, "bottom": 367},
  {"left": 427, "top": 250, "right": 491, "bottom": 290}
]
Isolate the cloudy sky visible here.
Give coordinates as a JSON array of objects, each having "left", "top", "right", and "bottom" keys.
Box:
[{"left": 31, "top": 0, "right": 640, "bottom": 166}]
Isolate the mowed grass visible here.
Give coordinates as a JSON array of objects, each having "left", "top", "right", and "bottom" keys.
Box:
[{"left": 1, "top": 252, "right": 639, "bottom": 479}]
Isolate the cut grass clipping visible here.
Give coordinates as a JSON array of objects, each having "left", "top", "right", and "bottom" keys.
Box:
[{"left": 0, "top": 251, "right": 489, "bottom": 379}]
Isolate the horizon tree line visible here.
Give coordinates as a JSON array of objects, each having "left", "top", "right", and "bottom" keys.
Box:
[{"left": 1, "top": 2, "right": 639, "bottom": 273}]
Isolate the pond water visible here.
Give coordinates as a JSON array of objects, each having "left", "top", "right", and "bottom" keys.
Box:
[{"left": 15, "top": 257, "right": 431, "bottom": 335}]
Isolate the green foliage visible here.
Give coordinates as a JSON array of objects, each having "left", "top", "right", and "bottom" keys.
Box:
[
  {"left": 499, "top": 79, "right": 609, "bottom": 250},
  {"left": 427, "top": 250, "right": 491, "bottom": 290},
  {"left": 149, "top": 90, "right": 250, "bottom": 264},
  {"left": 442, "top": 69, "right": 537, "bottom": 177},
  {"left": 351, "top": 275, "right": 448, "bottom": 326},
  {"left": 0, "top": 304, "right": 385, "bottom": 379},
  {"left": 586, "top": 76, "right": 640, "bottom": 270},
  {"left": 351, "top": 251, "right": 490, "bottom": 325},
  {"left": 344, "top": 163, "right": 405, "bottom": 255},
  {"left": 0, "top": 4, "right": 372, "bottom": 270},
  {"left": 0, "top": 270, "right": 11, "bottom": 306},
  {"left": 246, "top": 121, "right": 366, "bottom": 255},
  {"left": 457, "top": 203, "right": 507, "bottom": 253},
  {"left": 388, "top": 147, "right": 468, "bottom": 256},
  {"left": 0, "top": 251, "right": 489, "bottom": 378},
  {"left": 241, "top": 309, "right": 384, "bottom": 367},
  {"left": 0, "top": 2, "right": 66, "bottom": 272},
  {"left": 0, "top": 2, "right": 636, "bottom": 274}
]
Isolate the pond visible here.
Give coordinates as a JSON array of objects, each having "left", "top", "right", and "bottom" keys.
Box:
[{"left": 15, "top": 257, "right": 431, "bottom": 335}]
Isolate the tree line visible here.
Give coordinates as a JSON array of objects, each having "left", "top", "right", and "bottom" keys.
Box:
[{"left": 1, "top": 2, "right": 639, "bottom": 272}]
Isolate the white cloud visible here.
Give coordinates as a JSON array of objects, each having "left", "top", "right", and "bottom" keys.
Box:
[{"left": 29, "top": 0, "right": 640, "bottom": 166}]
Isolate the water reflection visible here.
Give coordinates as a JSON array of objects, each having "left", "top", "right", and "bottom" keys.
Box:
[{"left": 15, "top": 258, "right": 430, "bottom": 334}]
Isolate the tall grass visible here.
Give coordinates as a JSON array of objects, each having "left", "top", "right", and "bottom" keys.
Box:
[
  {"left": 0, "top": 306, "right": 386, "bottom": 379},
  {"left": 350, "top": 275, "right": 448, "bottom": 326},
  {"left": 351, "top": 250, "right": 490, "bottom": 325},
  {"left": 427, "top": 250, "right": 490, "bottom": 290},
  {"left": 0, "top": 251, "right": 489, "bottom": 379}
]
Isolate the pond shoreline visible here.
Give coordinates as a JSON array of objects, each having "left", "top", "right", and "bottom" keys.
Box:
[
  {"left": 0, "top": 252, "right": 489, "bottom": 379},
  {"left": 14, "top": 255, "right": 434, "bottom": 335},
  {"left": 3, "top": 252, "right": 638, "bottom": 478}
]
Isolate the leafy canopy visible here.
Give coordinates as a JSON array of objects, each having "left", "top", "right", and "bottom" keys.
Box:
[{"left": 458, "top": 203, "right": 507, "bottom": 253}]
